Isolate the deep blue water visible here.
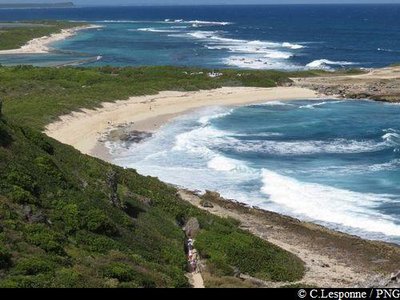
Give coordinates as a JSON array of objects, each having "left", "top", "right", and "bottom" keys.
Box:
[
  {"left": 110, "top": 100, "right": 400, "bottom": 243},
  {"left": 2, "top": 5, "right": 400, "bottom": 243},
  {"left": 1, "top": 5, "right": 400, "bottom": 69}
]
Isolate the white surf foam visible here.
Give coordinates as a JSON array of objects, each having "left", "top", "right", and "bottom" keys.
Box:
[
  {"left": 207, "top": 155, "right": 249, "bottom": 172},
  {"left": 198, "top": 108, "right": 234, "bottom": 125},
  {"left": 299, "top": 100, "right": 343, "bottom": 109},
  {"left": 230, "top": 138, "right": 387, "bottom": 155},
  {"left": 282, "top": 42, "right": 304, "bottom": 49},
  {"left": 382, "top": 129, "right": 400, "bottom": 147},
  {"left": 172, "top": 30, "right": 305, "bottom": 70},
  {"left": 166, "top": 19, "right": 232, "bottom": 26},
  {"left": 97, "top": 20, "right": 143, "bottom": 23},
  {"left": 306, "top": 59, "right": 357, "bottom": 70},
  {"left": 136, "top": 27, "right": 179, "bottom": 33},
  {"left": 223, "top": 55, "right": 301, "bottom": 70},
  {"left": 108, "top": 106, "right": 400, "bottom": 242},
  {"left": 260, "top": 169, "right": 400, "bottom": 237},
  {"left": 256, "top": 100, "right": 295, "bottom": 106},
  {"left": 291, "top": 159, "right": 400, "bottom": 177}
]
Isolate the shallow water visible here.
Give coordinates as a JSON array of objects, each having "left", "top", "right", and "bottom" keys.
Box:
[{"left": 109, "top": 99, "right": 400, "bottom": 244}]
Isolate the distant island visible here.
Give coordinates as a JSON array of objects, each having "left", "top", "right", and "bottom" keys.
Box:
[{"left": 0, "top": 2, "right": 74, "bottom": 9}]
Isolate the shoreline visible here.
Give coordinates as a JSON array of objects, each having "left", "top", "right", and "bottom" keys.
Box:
[
  {"left": 0, "top": 24, "right": 102, "bottom": 55},
  {"left": 179, "top": 190, "right": 400, "bottom": 287},
  {"left": 45, "top": 86, "right": 320, "bottom": 161},
  {"left": 43, "top": 84, "right": 400, "bottom": 287}
]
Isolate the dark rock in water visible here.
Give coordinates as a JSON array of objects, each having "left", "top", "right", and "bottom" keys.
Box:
[
  {"left": 120, "top": 130, "right": 153, "bottom": 144},
  {"left": 184, "top": 217, "right": 200, "bottom": 238},
  {"left": 105, "top": 125, "right": 153, "bottom": 149}
]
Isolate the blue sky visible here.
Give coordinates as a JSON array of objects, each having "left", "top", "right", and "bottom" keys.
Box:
[{"left": 3, "top": 0, "right": 400, "bottom": 5}]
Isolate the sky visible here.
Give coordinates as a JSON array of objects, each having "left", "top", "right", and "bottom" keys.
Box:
[{"left": 2, "top": 0, "right": 400, "bottom": 5}]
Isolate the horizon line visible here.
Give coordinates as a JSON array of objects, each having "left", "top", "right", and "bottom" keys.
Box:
[{"left": 71, "top": 3, "right": 400, "bottom": 7}]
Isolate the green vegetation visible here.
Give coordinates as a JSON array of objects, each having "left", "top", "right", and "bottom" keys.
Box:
[
  {"left": 0, "top": 65, "right": 307, "bottom": 287},
  {"left": 0, "top": 21, "right": 83, "bottom": 51},
  {"left": 195, "top": 223, "right": 304, "bottom": 282},
  {"left": 0, "top": 65, "right": 338, "bottom": 130}
]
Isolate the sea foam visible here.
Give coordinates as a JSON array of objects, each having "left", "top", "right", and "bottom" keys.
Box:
[
  {"left": 260, "top": 169, "right": 400, "bottom": 237},
  {"left": 306, "top": 59, "right": 357, "bottom": 70}
]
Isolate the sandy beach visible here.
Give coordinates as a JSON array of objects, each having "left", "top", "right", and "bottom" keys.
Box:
[
  {"left": 43, "top": 84, "right": 400, "bottom": 287},
  {"left": 45, "top": 86, "right": 319, "bottom": 160},
  {"left": 0, "top": 24, "right": 102, "bottom": 54}
]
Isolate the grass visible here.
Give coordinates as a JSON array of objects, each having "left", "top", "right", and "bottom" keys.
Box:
[
  {"left": 0, "top": 21, "right": 84, "bottom": 51},
  {"left": 0, "top": 65, "right": 336, "bottom": 130},
  {"left": 0, "top": 65, "right": 309, "bottom": 287}
]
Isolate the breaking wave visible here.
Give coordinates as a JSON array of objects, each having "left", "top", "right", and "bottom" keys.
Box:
[{"left": 306, "top": 59, "right": 357, "bottom": 70}]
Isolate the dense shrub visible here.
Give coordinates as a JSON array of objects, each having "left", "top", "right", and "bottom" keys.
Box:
[
  {"left": 7, "top": 185, "right": 37, "bottom": 205},
  {"left": 57, "top": 203, "right": 80, "bottom": 233},
  {"left": 24, "top": 224, "right": 66, "bottom": 255},
  {"left": 0, "top": 127, "right": 12, "bottom": 147},
  {"left": 195, "top": 223, "right": 305, "bottom": 282},
  {"left": 84, "top": 209, "right": 118, "bottom": 236},
  {"left": 52, "top": 268, "right": 84, "bottom": 288},
  {"left": 13, "top": 257, "right": 56, "bottom": 275},
  {"left": 0, "top": 246, "right": 12, "bottom": 269},
  {"left": 75, "top": 231, "right": 121, "bottom": 253},
  {"left": 21, "top": 127, "right": 54, "bottom": 155},
  {"left": 6, "top": 169, "right": 39, "bottom": 196},
  {"left": 103, "top": 263, "right": 137, "bottom": 282}
]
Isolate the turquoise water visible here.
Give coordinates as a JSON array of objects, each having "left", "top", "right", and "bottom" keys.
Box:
[
  {"left": 2, "top": 5, "right": 400, "bottom": 243},
  {"left": 110, "top": 99, "right": 400, "bottom": 243},
  {"left": 1, "top": 5, "right": 400, "bottom": 69}
]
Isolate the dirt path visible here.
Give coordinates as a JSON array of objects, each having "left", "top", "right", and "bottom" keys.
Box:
[
  {"left": 186, "top": 272, "right": 205, "bottom": 288},
  {"left": 178, "top": 190, "right": 400, "bottom": 287}
]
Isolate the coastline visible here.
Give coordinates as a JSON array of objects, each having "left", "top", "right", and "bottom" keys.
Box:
[
  {"left": 0, "top": 24, "right": 102, "bottom": 54},
  {"left": 43, "top": 84, "right": 400, "bottom": 287},
  {"left": 45, "top": 86, "right": 320, "bottom": 161},
  {"left": 179, "top": 190, "right": 400, "bottom": 287}
]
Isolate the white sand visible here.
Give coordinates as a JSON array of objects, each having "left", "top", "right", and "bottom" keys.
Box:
[
  {"left": 45, "top": 86, "right": 319, "bottom": 158},
  {"left": 0, "top": 24, "right": 102, "bottom": 54}
]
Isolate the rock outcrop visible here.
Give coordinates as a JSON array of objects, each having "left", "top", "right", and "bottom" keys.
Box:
[{"left": 184, "top": 217, "right": 200, "bottom": 238}]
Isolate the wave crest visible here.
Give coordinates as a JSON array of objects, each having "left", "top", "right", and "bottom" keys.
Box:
[
  {"left": 261, "top": 169, "right": 400, "bottom": 237},
  {"left": 306, "top": 59, "right": 357, "bottom": 70}
]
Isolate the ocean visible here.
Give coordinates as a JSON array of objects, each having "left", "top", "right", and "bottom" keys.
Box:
[
  {"left": 108, "top": 99, "right": 400, "bottom": 243},
  {"left": 1, "top": 5, "right": 400, "bottom": 243},
  {"left": 1, "top": 4, "right": 400, "bottom": 69}
]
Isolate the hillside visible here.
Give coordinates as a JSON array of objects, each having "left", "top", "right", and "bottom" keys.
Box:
[{"left": 0, "top": 66, "right": 307, "bottom": 288}]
